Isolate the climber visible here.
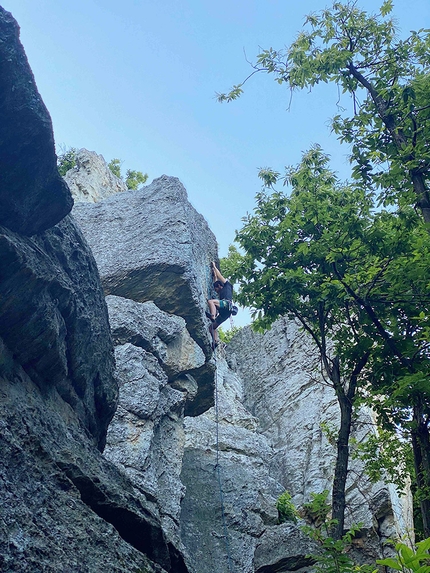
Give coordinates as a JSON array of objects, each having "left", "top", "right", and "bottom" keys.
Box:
[{"left": 206, "top": 261, "right": 235, "bottom": 347}]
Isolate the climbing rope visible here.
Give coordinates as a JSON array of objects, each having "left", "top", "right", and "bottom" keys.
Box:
[{"left": 213, "top": 346, "right": 234, "bottom": 573}]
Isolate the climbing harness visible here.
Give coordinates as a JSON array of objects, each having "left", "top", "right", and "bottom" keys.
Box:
[{"left": 213, "top": 347, "right": 234, "bottom": 573}]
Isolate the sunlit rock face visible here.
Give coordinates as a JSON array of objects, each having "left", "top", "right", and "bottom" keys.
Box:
[
  {"left": 64, "top": 148, "right": 128, "bottom": 203},
  {"left": 72, "top": 174, "right": 219, "bottom": 556},
  {"left": 0, "top": 7, "right": 73, "bottom": 235},
  {"left": 73, "top": 175, "right": 218, "bottom": 357},
  {"left": 179, "top": 319, "right": 413, "bottom": 573}
]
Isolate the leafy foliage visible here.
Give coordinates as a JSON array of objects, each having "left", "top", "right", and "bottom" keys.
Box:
[
  {"left": 57, "top": 147, "right": 77, "bottom": 176},
  {"left": 301, "top": 491, "right": 376, "bottom": 573},
  {"left": 218, "top": 325, "right": 243, "bottom": 344},
  {"left": 276, "top": 491, "right": 298, "bottom": 524},
  {"left": 351, "top": 429, "right": 413, "bottom": 495},
  {"left": 218, "top": 1, "right": 430, "bottom": 220},
  {"left": 57, "top": 150, "right": 148, "bottom": 190},
  {"left": 377, "top": 538, "right": 430, "bottom": 573},
  {"left": 108, "top": 158, "right": 122, "bottom": 178},
  {"left": 125, "top": 169, "right": 148, "bottom": 190},
  {"left": 225, "top": 145, "right": 430, "bottom": 536},
  {"left": 108, "top": 159, "right": 148, "bottom": 189}
]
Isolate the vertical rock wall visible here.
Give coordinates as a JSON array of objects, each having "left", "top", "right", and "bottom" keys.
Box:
[{"left": 179, "top": 319, "right": 414, "bottom": 573}]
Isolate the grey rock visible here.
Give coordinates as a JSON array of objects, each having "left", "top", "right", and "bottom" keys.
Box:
[
  {"left": 64, "top": 148, "right": 128, "bottom": 203},
  {"left": 104, "top": 343, "right": 187, "bottom": 549},
  {"left": 226, "top": 319, "right": 413, "bottom": 539},
  {"left": 0, "top": 214, "right": 116, "bottom": 449},
  {"left": 106, "top": 295, "right": 214, "bottom": 416},
  {"left": 106, "top": 295, "right": 205, "bottom": 380},
  {"left": 0, "top": 8, "right": 73, "bottom": 235},
  {"left": 0, "top": 339, "right": 188, "bottom": 573},
  {"left": 73, "top": 175, "right": 218, "bottom": 356},
  {"left": 254, "top": 524, "right": 317, "bottom": 573},
  {"left": 180, "top": 319, "right": 413, "bottom": 573},
  {"left": 181, "top": 358, "right": 284, "bottom": 573}
]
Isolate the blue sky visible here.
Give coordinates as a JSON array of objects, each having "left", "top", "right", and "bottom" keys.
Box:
[{"left": 2, "top": 0, "right": 429, "bottom": 325}]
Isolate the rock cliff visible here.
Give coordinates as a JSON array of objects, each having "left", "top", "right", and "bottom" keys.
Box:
[{"left": 0, "top": 7, "right": 413, "bottom": 573}]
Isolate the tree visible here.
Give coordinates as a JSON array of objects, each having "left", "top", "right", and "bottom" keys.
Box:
[
  {"left": 108, "top": 159, "right": 148, "bottom": 189},
  {"left": 125, "top": 169, "right": 148, "bottom": 190},
  {"left": 57, "top": 147, "right": 77, "bottom": 176},
  {"left": 217, "top": 1, "right": 430, "bottom": 222},
  {"left": 108, "top": 158, "right": 122, "bottom": 178},
  {"left": 223, "top": 146, "right": 430, "bottom": 538}
]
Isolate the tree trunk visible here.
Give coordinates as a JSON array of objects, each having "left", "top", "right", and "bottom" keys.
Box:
[
  {"left": 327, "top": 357, "right": 352, "bottom": 541},
  {"left": 412, "top": 405, "right": 430, "bottom": 537},
  {"left": 331, "top": 389, "right": 353, "bottom": 540},
  {"left": 411, "top": 171, "right": 430, "bottom": 225}
]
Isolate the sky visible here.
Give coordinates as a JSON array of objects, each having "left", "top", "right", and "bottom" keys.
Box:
[{"left": 2, "top": 0, "right": 429, "bottom": 326}]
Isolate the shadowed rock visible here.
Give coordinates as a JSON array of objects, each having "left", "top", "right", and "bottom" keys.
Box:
[
  {"left": 0, "top": 215, "right": 117, "bottom": 449},
  {"left": 0, "top": 340, "right": 188, "bottom": 572},
  {"left": 0, "top": 8, "right": 73, "bottom": 235},
  {"left": 106, "top": 295, "right": 215, "bottom": 416}
]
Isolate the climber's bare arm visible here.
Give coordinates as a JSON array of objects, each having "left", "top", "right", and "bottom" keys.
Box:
[{"left": 211, "top": 261, "right": 226, "bottom": 284}]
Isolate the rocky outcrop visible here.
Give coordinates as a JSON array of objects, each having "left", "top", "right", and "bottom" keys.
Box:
[
  {"left": 64, "top": 149, "right": 128, "bottom": 203},
  {"left": 103, "top": 296, "right": 211, "bottom": 547},
  {"left": 0, "top": 7, "right": 73, "bottom": 235},
  {"left": 0, "top": 215, "right": 116, "bottom": 448},
  {"left": 72, "top": 176, "right": 218, "bottom": 356},
  {"left": 1, "top": 6, "right": 413, "bottom": 571},
  {"left": 179, "top": 319, "right": 414, "bottom": 572},
  {"left": 0, "top": 11, "right": 190, "bottom": 572},
  {"left": 0, "top": 338, "right": 187, "bottom": 573},
  {"left": 71, "top": 167, "right": 219, "bottom": 559}
]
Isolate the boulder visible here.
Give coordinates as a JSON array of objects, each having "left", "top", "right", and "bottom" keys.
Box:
[
  {"left": 0, "top": 8, "right": 73, "bottom": 235},
  {"left": 106, "top": 295, "right": 205, "bottom": 380},
  {"left": 72, "top": 175, "right": 218, "bottom": 356},
  {"left": 64, "top": 149, "right": 128, "bottom": 203},
  {"left": 106, "top": 295, "right": 215, "bottom": 416}
]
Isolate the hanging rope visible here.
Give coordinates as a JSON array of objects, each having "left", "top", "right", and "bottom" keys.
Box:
[{"left": 213, "top": 347, "right": 234, "bottom": 573}]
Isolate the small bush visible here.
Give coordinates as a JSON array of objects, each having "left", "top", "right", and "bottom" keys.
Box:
[{"left": 276, "top": 491, "right": 298, "bottom": 524}]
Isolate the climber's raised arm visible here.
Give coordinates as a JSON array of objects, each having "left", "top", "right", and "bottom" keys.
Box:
[{"left": 211, "top": 261, "right": 226, "bottom": 285}]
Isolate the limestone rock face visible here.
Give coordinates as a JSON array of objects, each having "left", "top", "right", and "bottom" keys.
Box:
[
  {"left": 64, "top": 148, "right": 128, "bottom": 203},
  {"left": 72, "top": 175, "right": 218, "bottom": 356},
  {"left": 0, "top": 215, "right": 117, "bottom": 449},
  {"left": 0, "top": 11, "right": 190, "bottom": 570},
  {"left": 106, "top": 295, "right": 215, "bottom": 417},
  {"left": 0, "top": 338, "right": 187, "bottom": 573},
  {"left": 106, "top": 295, "right": 205, "bottom": 381},
  {"left": 180, "top": 358, "right": 284, "bottom": 573},
  {"left": 104, "top": 343, "right": 187, "bottom": 546},
  {"left": 226, "top": 318, "right": 413, "bottom": 537},
  {"left": 0, "top": 7, "right": 73, "bottom": 235},
  {"left": 180, "top": 319, "right": 413, "bottom": 573}
]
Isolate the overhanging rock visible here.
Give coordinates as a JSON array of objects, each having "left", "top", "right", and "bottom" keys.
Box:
[
  {"left": 73, "top": 176, "right": 218, "bottom": 357},
  {"left": 0, "top": 7, "right": 73, "bottom": 235}
]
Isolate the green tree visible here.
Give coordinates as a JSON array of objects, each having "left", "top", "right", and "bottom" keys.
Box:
[
  {"left": 108, "top": 158, "right": 122, "bottom": 178},
  {"left": 57, "top": 147, "right": 77, "bottom": 176},
  {"left": 58, "top": 149, "right": 148, "bottom": 189},
  {"left": 218, "top": 1, "right": 430, "bottom": 222},
  {"left": 125, "top": 169, "right": 148, "bottom": 190},
  {"left": 223, "top": 146, "right": 430, "bottom": 538},
  {"left": 108, "top": 159, "right": 148, "bottom": 190}
]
